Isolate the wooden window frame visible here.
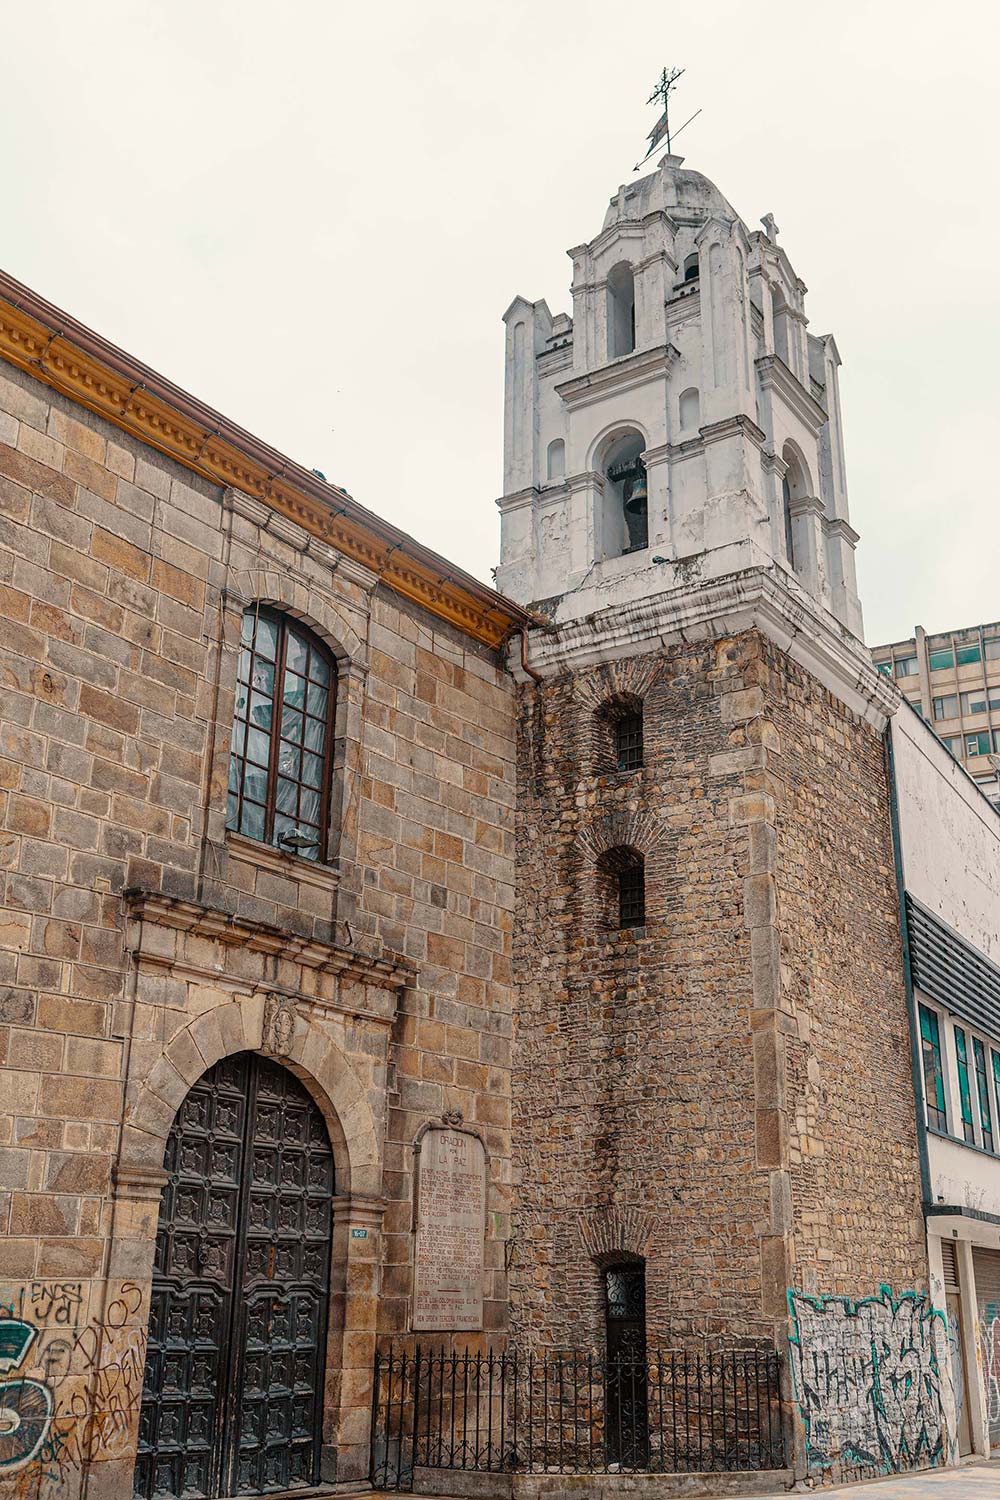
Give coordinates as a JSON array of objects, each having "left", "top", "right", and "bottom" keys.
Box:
[{"left": 227, "top": 606, "right": 337, "bottom": 862}]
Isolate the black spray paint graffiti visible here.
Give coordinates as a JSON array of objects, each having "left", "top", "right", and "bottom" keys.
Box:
[
  {"left": 0, "top": 1282, "right": 147, "bottom": 1498},
  {"left": 788, "top": 1285, "right": 956, "bottom": 1474}
]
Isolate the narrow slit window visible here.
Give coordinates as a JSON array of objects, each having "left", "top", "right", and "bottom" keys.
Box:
[
  {"left": 973, "top": 1037, "right": 994, "bottom": 1153},
  {"left": 919, "top": 1006, "right": 947, "bottom": 1133},
  {"left": 954, "top": 1027, "right": 976, "bottom": 1144}
]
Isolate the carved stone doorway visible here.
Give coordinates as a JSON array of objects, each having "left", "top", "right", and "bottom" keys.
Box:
[{"left": 133, "top": 1052, "right": 334, "bottom": 1498}]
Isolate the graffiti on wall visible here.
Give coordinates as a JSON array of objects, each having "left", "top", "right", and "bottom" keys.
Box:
[
  {"left": 982, "top": 1312, "right": 1000, "bottom": 1432},
  {"left": 0, "top": 1281, "right": 147, "bottom": 1498},
  {"left": 788, "top": 1285, "right": 955, "bottom": 1475}
]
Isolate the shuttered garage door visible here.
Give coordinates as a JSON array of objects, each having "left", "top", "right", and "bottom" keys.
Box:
[{"left": 972, "top": 1247, "right": 1000, "bottom": 1449}]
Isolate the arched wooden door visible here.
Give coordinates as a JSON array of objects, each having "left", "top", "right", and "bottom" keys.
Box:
[{"left": 134, "top": 1052, "right": 335, "bottom": 1498}]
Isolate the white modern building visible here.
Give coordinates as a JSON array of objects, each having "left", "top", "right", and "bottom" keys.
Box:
[{"left": 892, "top": 702, "right": 1000, "bottom": 1457}]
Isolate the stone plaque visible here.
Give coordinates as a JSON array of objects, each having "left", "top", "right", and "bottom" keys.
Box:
[{"left": 413, "top": 1126, "right": 487, "bottom": 1331}]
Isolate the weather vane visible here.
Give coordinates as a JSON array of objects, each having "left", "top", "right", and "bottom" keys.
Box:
[{"left": 635, "top": 67, "right": 702, "bottom": 172}]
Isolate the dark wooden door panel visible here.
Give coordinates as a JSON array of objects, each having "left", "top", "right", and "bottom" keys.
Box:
[{"left": 134, "top": 1052, "right": 333, "bottom": 1500}]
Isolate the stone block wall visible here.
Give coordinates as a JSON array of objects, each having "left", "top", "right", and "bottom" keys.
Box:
[
  {"left": 0, "top": 357, "right": 515, "bottom": 1498},
  {"left": 509, "top": 628, "right": 926, "bottom": 1361}
]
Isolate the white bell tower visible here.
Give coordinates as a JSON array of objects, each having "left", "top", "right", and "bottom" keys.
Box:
[{"left": 496, "top": 154, "right": 864, "bottom": 646}]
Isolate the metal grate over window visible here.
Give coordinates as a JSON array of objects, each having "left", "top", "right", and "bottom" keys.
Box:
[
  {"left": 615, "top": 712, "right": 644, "bottom": 772},
  {"left": 618, "top": 857, "right": 645, "bottom": 929}
]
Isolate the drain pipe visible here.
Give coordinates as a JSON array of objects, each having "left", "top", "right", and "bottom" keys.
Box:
[
  {"left": 519, "top": 624, "right": 542, "bottom": 684},
  {"left": 885, "top": 722, "right": 933, "bottom": 1213}
]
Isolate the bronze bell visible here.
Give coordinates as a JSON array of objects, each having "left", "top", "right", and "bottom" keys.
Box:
[{"left": 624, "top": 467, "right": 647, "bottom": 516}]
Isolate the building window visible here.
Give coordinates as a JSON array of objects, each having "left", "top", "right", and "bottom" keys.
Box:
[
  {"left": 933, "top": 694, "right": 959, "bottom": 720},
  {"left": 966, "top": 732, "right": 992, "bottom": 757},
  {"left": 956, "top": 643, "right": 982, "bottom": 666},
  {"left": 607, "top": 263, "right": 636, "bottom": 359},
  {"left": 919, "top": 1005, "right": 948, "bottom": 1132},
  {"left": 683, "top": 253, "right": 700, "bottom": 283},
  {"left": 941, "top": 736, "right": 964, "bottom": 758},
  {"left": 985, "top": 636, "right": 1000, "bottom": 660},
  {"left": 961, "top": 691, "right": 987, "bottom": 716},
  {"left": 973, "top": 1037, "right": 995, "bottom": 1153},
  {"left": 227, "top": 607, "right": 336, "bottom": 860},
  {"left": 614, "top": 712, "right": 644, "bottom": 772},
  {"left": 993, "top": 1052, "right": 1000, "bottom": 1132},
  {"left": 929, "top": 648, "right": 955, "bottom": 671},
  {"left": 598, "top": 846, "right": 646, "bottom": 930},
  {"left": 876, "top": 661, "right": 892, "bottom": 676},
  {"left": 894, "top": 656, "right": 918, "bottom": 678},
  {"left": 954, "top": 1027, "right": 976, "bottom": 1144}
]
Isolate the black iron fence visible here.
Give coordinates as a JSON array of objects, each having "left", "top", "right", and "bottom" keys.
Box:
[{"left": 370, "top": 1345, "right": 785, "bottom": 1489}]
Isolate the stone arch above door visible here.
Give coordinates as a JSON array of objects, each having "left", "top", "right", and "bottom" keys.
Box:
[{"left": 120, "top": 991, "right": 382, "bottom": 1200}]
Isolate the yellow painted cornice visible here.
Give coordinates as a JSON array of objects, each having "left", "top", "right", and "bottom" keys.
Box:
[{"left": 0, "top": 273, "right": 531, "bottom": 650}]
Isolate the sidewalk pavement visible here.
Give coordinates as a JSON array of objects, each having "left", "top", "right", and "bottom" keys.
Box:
[{"left": 746, "top": 1459, "right": 999, "bottom": 1497}]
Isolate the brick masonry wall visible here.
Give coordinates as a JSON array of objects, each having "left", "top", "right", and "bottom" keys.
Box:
[
  {"left": 509, "top": 628, "right": 926, "bottom": 1362},
  {"left": 0, "top": 358, "right": 515, "bottom": 1497}
]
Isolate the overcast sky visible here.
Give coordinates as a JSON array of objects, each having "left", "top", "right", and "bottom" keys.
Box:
[{"left": 3, "top": 1, "right": 997, "bottom": 646}]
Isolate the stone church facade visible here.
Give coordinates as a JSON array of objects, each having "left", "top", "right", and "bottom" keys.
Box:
[
  {"left": 0, "top": 152, "right": 987, "bottom": 1500},
  {"left": 0, "top": 273, "right": 525, "bottom": 1499}
]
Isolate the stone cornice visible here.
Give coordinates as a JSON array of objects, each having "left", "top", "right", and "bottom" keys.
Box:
[
  {"left": 512, "top": 565, "right": 899, "bottom": 731},
  {"left": 0, "top": 270, "right": 532, "bottom": 650},
  {"left": 756, "top": 354, "right": 827, "bottom": 435},
  {"left": 555, "top": 343, "right": 680, "bottom": 408},
  {"left": 124, "top": 889, "right": 415, "bottom": 989},
  {"left": 824, "top": 516, "right": 860, "bottom": 545}
]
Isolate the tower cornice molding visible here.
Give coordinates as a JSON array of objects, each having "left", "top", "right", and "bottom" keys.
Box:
[
  {"left": 555, "top": 343, "right": 681, "bottom": 408},
  {"left": 510, "top": 566, "right": 897, "bottom": 730},
  {"left": 756, "top": 355, "right": 827, "bottom": 436}
]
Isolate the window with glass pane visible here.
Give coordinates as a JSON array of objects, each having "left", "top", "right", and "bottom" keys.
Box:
[
  {"left": 919, "top": 1006, "right": 947, "bottom": 1132},
  {"left": 894, "top": 657, "right": 918, "bottom": 678},
  {"left": 966, "top": 732, "right": 991, "bottom": 757},
  {"left": 985, "top": 637, "right": 1000, "bottom": 660},
  {"left": 960, "top": 691, "right": 986, "bottom": 715},
  {"left": 933, "top": 695, "right": 959, "bottom": 721},
  {"left": 876, "top": 661, "right": 892, "bottom": 676},
  {"left": 973, "top": 1037, "right": 994, "bottom": 1153},
  {"left": 227, "top": 608, "right": 335, "bottom": 860},
  {"left": 941, "top": 737, "right": 963, "bottom": 758},
  {"left": 615, "top": 713, "right": 644, "bottom": 772},
  {"left": 954, "top": 1027, "right": 976, "bottom": 1144},
  {"left": 928, "top": 649, "right": 954, "bottom": 671},
  {"left": 956, "top": 643, "right": 982, "bottom": 666},
  {"left": 993, "top": 1053, "right": 1000, "bottom": 1135}
]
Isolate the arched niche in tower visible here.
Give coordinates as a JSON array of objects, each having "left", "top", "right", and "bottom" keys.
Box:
[
  {"left": 606, "top": 262, "right": 636, "bottom": 360},
  {"left": 594, "top": 428, "right": 648, "bottom": 561},
  {"left": 772, "top": 287, "right": 791, "bottom": 368},
  {"left": 781, "top": 441, "right": 812, "bottom": 575}
]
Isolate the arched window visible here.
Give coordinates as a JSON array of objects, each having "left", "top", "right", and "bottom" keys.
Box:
[
  {"left": 782, "top": 473, "right": 796, "bottom": 571},
  {"left": 598, "top": 429, "right": 647, "bottom": 559},
  {"left": 683, "top": 252, "right": 699, "bottom": 283},
  {"left": 227, "top": 607, "right": 336, "bottom": 860},
  {"left": 607, "top": 263, "right": 636, "bottom": 359},
  {"left": 604, "top": 1262, "right": 648, "bottom": 1466},
  {"left": 546, "top": 438, "right": 566, "bottom": 481},
  {"left": 678, "top": 386, "right": 700, "bottom": 433},
  {"left": 597, "top": 846, "right": 645, "bottom": 930},
  {"left": 781, "top": 445, "right": 811, "bottom": 576},
  {"left": 595, "top": 696, "right": 644, "bottom": 773}
]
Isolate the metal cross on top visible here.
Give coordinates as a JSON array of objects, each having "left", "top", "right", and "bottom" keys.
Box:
[{"left": 635, "top": 66, "right": 701, "bottom": 171}]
